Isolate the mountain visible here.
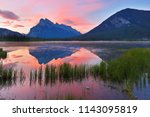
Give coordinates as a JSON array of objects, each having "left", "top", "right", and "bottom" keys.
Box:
[
  {"left": 28, "top": 18, "right": 81, "bottom": 39},
  {"left": 0, "top": 28, "right": 22, "bottom": 37},
  {"left": 81, "top": 8, "right": 150, "bottom": 40},
  {"left": 0, "top": 28, "right": 29, "bottom": 41}
]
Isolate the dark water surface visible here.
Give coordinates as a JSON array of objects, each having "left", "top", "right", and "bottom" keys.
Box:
[{"left": 1, "top": 41, "right": 150, "bottom": 100}]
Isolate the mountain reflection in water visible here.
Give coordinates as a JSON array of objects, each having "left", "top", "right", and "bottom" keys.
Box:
[{"left": 3, "top": 48, "right": 102, "bottom": 71}]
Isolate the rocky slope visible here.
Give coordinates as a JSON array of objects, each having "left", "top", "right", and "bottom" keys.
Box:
[
  {"left": 81, "top": 8, "right": 150, "bottom": 40},
  {"left": 28, "top": 18, "right": 81, "bottom": 39}
]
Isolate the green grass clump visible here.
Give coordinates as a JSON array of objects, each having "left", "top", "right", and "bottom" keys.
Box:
[
  {"left": 99, "top": 62, "right": 107, "bottom": 79},
  {"left": 44, "top": 64, "right": 89, "bottom": 83},
  {"left": 98, "top": 48, "right": 150, "bottom": 99},
  {"left": 59, "top": 63, "right": 89, "bottom": 82},
  {"left": 0, "top": 63, "right": 17, "bottom": 87},
  {"left": 59, "top": 63, "right": 73, "bottom": 79},
  {"left": 0, "top": 48, "right": 7, "bottom": 59},
  {"left": 107, "top": 48, "right": 150, "bottom": 83}
]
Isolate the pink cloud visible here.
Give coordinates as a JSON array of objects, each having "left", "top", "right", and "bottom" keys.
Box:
[
  {"left": 15, "top": 0, "right": 105, "bottom": 29},
  {"left": 0, "top": 21, "right": 13, "bottom": 26},
  {"left": 50, "top": 0, "right": 105, "bottom": 32},
  {"left": 0, "top": 0, "right": 108, "bottom": 33},
  {"left": 0, "top": 9, "right": 19, "bottom": 20}
]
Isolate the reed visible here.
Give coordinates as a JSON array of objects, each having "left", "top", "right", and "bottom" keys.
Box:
[
  {"left": 50, "top": 65, "right": 57, "bottom": 79},
  {"left": 45, "top": 65, "right": 50, "bottom": 85},
  {"left": 38, "top": 66, "right": 43, "bottom": 86},
  {"left": 29, "top": 69, "right": 38, "bottom": 86},
  {"left": 34, "top": 69, "right": 37, "bottom": 83},
  {"left": 0, "top": 63, "right": 17, "bottom": 87},
  {"left": 13, "top": 70, "right": 17, "bottom": 85},
  {"left": 44, "top": 65, "right": 57, "bottom": 85},
  {"left": 59, "top": 63, "right": 73, "bottom": 79},
  {"left": 19, "top": 69, "right": 25, "bottom": 84},
  {"left": 30, "top": 70, "right": 33, "bottom": 86}
]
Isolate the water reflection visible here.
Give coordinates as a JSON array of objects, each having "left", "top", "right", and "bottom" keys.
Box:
[
  {"left": 0, "top": 48, "right": 129, "bottom": 100},
  {"left": 1, "top": 41, "right": 150, "bottom": 99}
]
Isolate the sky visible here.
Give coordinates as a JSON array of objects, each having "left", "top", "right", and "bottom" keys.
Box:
[{"left": 0, "top": 0, "right": 150, "bottom": 34}]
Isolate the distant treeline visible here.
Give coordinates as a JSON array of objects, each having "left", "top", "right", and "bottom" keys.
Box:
[
  {"left": 0, "top": 34, "right": 149, "bottom": 42},
  {"left": 0, "top": 35, "right": 30, "bottom": 42},
  {"left": 0, "top": 35, "right": 74, "bottom": 41}
]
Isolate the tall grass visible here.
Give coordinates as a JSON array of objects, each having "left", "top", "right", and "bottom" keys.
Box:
[
  {"left": 34, "top": 64, "right": 90, "bottom": 84},
  {"left": 29, "top": 69, "right": 38, "bottom": 86},
  {"left": 0, "top": 63, "right": 17, "bottom": 87},
  {"left": 98, "top": 48, "right": 150, "bottom": 99},
  {"left": 106, "top": 48, "right": 150, "bottom": 83},
  {"left": 0, "top": 48, "right": 27, "bottom": 86},
  {"left": 45, "top": 65, "right": 57, "bottom": 85},
  {"left": 19, "top": 69, "right": 25, "bottom": 85},
  {"left": 58, "top": 63, "right": 89, "bottom": 82},
  {"left": 38, "top": 66, "right": 43, "bottom": 86}
]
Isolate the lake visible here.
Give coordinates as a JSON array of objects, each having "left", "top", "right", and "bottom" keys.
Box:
[{"left": 1, "top": 41, "right": 150, "bottom": 100}]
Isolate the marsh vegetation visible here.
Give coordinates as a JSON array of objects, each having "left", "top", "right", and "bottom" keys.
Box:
[
  {"left": 0, "top": 48, "right": 25, "bottom": 87},
  {"left": 101, "top": 48, "right": 150, "bottom": 99},
  {"left": 0, "top": 48, "right": 150, "bottom": 99},
  {"left": 29, "top": 48, "right": 150, "bottom": 99}
]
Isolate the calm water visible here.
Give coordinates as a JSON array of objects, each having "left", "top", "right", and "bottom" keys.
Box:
[{"left": 1, "top": 41, "right": 150, "bottom": 100}]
